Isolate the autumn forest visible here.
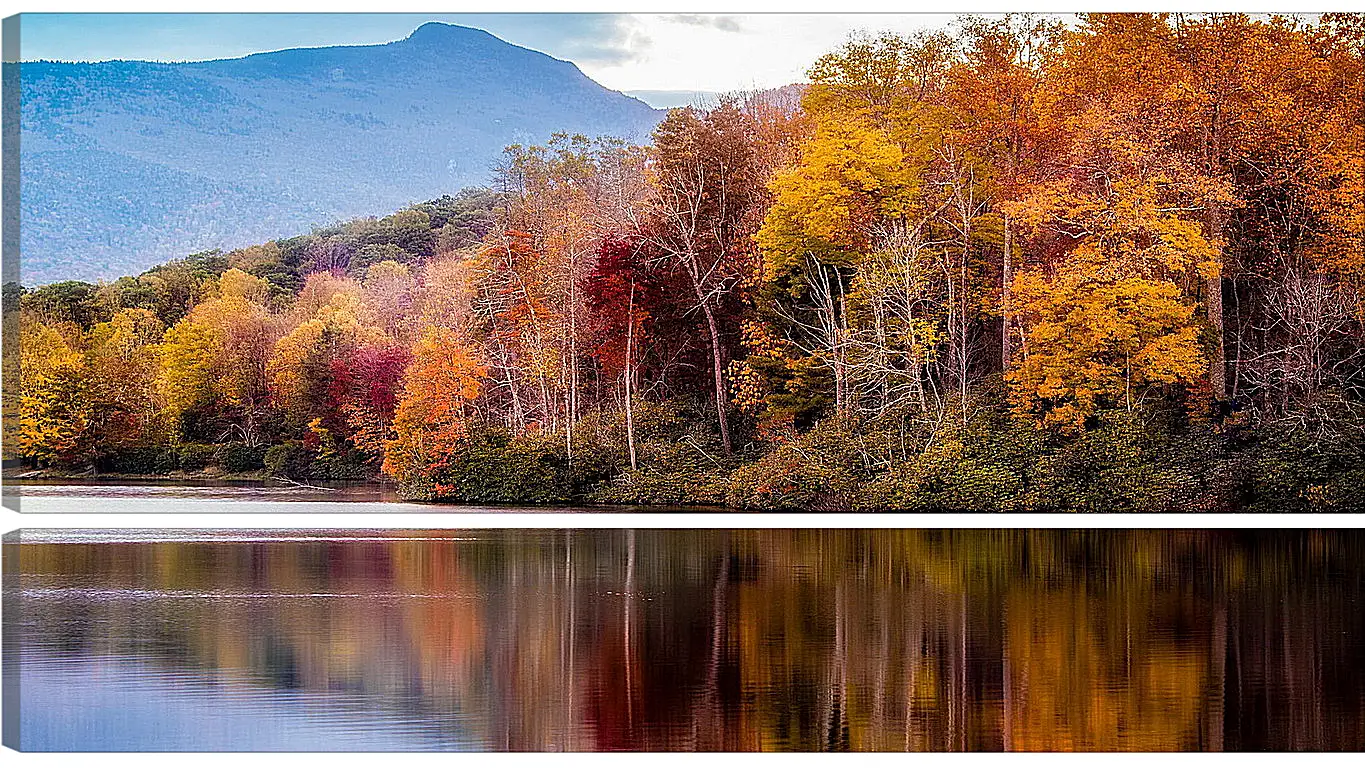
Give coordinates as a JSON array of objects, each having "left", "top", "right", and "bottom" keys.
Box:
[{"left": 13, "top": 14, "right": 1365, "bottom": 511}]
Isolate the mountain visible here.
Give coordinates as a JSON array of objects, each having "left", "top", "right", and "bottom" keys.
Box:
[{"left": 19, "top": 22, "right": 663, "bottom": 285}]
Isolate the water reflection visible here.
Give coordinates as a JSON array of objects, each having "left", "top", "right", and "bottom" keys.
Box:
[{"left": 9, "top": 530, "right": 1365, "bottom": 751}]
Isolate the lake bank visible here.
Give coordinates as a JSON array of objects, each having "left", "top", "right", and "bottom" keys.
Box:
[
  {"left": 0, "top": 480, "right": 721, "bottom": 515},
  {"left": 12, "top": 400, "right": 1363, "bottom": 512}
]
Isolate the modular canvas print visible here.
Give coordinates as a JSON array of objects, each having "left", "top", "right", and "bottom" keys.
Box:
[{"left": 2, "top": 10, "right": 1365, "bottom": 756}]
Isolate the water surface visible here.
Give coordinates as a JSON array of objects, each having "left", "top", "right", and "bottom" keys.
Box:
[{"left": 8, "top": 529, "right": 1365, "bottom": 751}]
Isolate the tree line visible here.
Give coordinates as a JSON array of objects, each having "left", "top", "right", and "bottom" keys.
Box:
[{"left": 14, "top": 14, "right": 1365, "bottom": 511}]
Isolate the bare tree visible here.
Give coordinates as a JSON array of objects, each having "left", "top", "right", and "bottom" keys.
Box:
[
  {"left": 636, "top": 105, "right": 763, "bottom": 454},
  {"left": 1241, "top": 269, "right": 1365, "bottom": 440}
]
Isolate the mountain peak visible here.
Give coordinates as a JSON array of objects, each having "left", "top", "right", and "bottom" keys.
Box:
[
  {"left": 20, "top": 21, "right": 663, "bottom": 284},
  {"left": 405, "top": 22, "right": 492, "bottom": 46}
]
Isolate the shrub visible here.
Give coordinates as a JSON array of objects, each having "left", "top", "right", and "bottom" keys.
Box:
[
  {"left": 1238, "top": 415, "right": 1365, "bottom": 512},
  {"left": 154, "top": 448, "right": 180, "bottom": 474},
  {"left": 441, "top": 430, "right": 574, "bottom": 504},
  {"left": 724, "top": 422, "right": 864, "bottom": 510},
  {"left": 102, "top": 447, "right": 168, "bottom": 475},
  {"left": 217, "top": 442, "right": 267, "bottom": 473},
  {"left": 863, "top": 438, "right": 1030, "bottom": 512},
  {"left": 592, "top": 467, "right": 731, "bottom": 507},
  {"left": 1024, "top": 409, "right": 1229, "bottom": 512},
  {"left": 1323, "top": 468, "right": 1365, "bottom": 510},
  {"left": 264, "top": 442, "right": 314, "bottom": 478},
  {"left": 308, "top": 455, "right": 369, "bottom": 481},
  {"left": 177, "top": 443, "right": 217, "bottom": 472},
  {"left": 592, "top": 406, "right": 739, "bottom": 507}
]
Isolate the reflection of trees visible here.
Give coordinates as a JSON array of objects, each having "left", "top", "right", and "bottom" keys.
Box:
[{"left": 16, "top": 530, "right": 1365, "bottom": 751}]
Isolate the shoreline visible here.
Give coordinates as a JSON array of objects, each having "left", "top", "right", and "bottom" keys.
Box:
[
  {"left": 2, "top": 470, "right": 383, "bottom": 486},
  {"left": 0, "top": 476, "right": 737, "bottom": 514}
]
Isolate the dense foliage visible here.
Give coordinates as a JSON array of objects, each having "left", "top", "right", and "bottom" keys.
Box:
[{"left": 14, "top": 14, "right": 1365, "bottom": 511}]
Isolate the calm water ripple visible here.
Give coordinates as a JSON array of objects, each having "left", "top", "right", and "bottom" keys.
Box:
[{"left": 7, "top": 529, "right": 1365, "bottom": 751}]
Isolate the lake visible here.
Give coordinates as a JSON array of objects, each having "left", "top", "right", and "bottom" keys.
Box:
[{"left": 7, "top": 529, "right": 1365, "bottom": 751}]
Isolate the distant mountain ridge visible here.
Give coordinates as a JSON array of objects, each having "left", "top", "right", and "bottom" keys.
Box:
[
  {"left": 626, "top": 84, "right": 806, "bottom": 111},
  {"left": 19, "top": 22, "right": 664, "bottom": 284},
  {"left": 625, "top": 89, "right": 721, "bottom": 109}
]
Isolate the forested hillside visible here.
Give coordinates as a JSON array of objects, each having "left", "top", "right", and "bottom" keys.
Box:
[
  {"left": 20, "top": 22, "right": 662, "bottom": 283},
  {"left": 16, "top": 14, "right": 1365, "bottom": 511}
]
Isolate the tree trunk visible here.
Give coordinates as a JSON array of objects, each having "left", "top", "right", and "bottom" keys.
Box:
[
  {"left": 567, "top": 251, "right": 578, "bottom": 463},
  {"left": 625, "top": 281, "right": 638, "bottom": 471},
  {"left": 564, "top": 390, "right": 573, "bottom": 464},
  {"left": 1202, "top": 101, "right": 1229, "bottom": 402},
  {"left": 1001, "top": 212, "right": 1013, "bottom": 374},
  {"left": 505, "top": 364, "right": 525, "bottom": 432},
  {"left": 699, "top": 296, "right": 733, "bottom": 455},
  {"left": 960, "top": 244, "right": 969, "bottom": 422},
  {"left": 1207, "top": 271, "right": 1227, "bottom": 400}
]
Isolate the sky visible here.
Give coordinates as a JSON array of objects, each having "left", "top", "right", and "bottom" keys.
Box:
[{"left": 17, "top": 13, "right": 971, "bottom": 93}]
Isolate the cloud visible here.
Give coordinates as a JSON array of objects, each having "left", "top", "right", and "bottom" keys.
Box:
[
  {"left": 448, "top": 13, "right": 651, "bottom": 67},
  {"left": 665, "top": 15, "right": 745, "bottom": 34},
  {"left": 550, "top": 15, "right": 653, "bottom": 66}
]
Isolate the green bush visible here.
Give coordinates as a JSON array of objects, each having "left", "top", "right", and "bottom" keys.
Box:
[
  {"left": 1237, "top": 416, "right": 1365, "bottom": 512},
  {"left": 592, "top": 467, "right": 731, "bottom": 507},
  {"left": 102, "top": 447, "right": 171, "bottom": 475},
  {"left": 591, "top": 402, "right": 740, "bottom": 507},
  {"left": 308, "top": 456, "right": 369, "bottom": 481},
  {"left": 1323, "top": 468, "right": 1365, "bottom": 510},
  {"left": 263, "top": 442, "right": 314, "bottom": 478},
  {"left": 725, "top": 427, "right": 861, "bottom": 510},
  {"left": 377, "top": 387, "right": 1365, "bottom": 511},
  {"left": 177, "top": 443, "right": 217, "bottom": 472},
  {"left": 217, "top": 442, "right": 267, "bottom": 473},
  {"left": 154, "top": 448, "right": 180, "bottom": 474},
  {"left": 863, "top": 439, "right": 1028, "bottom": 512},
  {"left": 442, "top": 430, "right": 575, "bottom": 504},
  {"left": 1000, "top": 409, "right": 1229, "bottom": 512}
]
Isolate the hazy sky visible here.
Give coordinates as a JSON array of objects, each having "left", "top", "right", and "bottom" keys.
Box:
[{"left": 18, "top": 13, "right": 974, "bottom": 92}]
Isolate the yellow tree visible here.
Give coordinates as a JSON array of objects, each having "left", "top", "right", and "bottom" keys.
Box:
[
  {"left": 944, "top": 14, "right": 1067, "bottom": 372},
  {"left": 1003, "top": 158, "right": 1219, "bottom": 428},
  {"left": 85, "top": 308, "right": 166, "bottom": 449},
  {"left": 156, "top": 314, "right": 219, "bottom": 434},
  {"left": 1311, "top": 14, "right": 1365, "bottom": 307},
  {"left": 1008, "top": 270, "right": 1206, "bottom": 430},
  {"left": 754, "top": 114, "right": 926, "bottom": 419},
  {"left": 268, "top": 280, "right": 385, "bottom": 443},
  {"left": 157, "top": 268, "right": 279, "bottom": 443},
  {"left": 18, "top": 320, "right": 91, "bottom": 465},
  {"left": 754, "top": 31, "right": 954, "bottom": 421},
  {"left": 1004, "top": 16, "right": 1231, "bottom": 427}
]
